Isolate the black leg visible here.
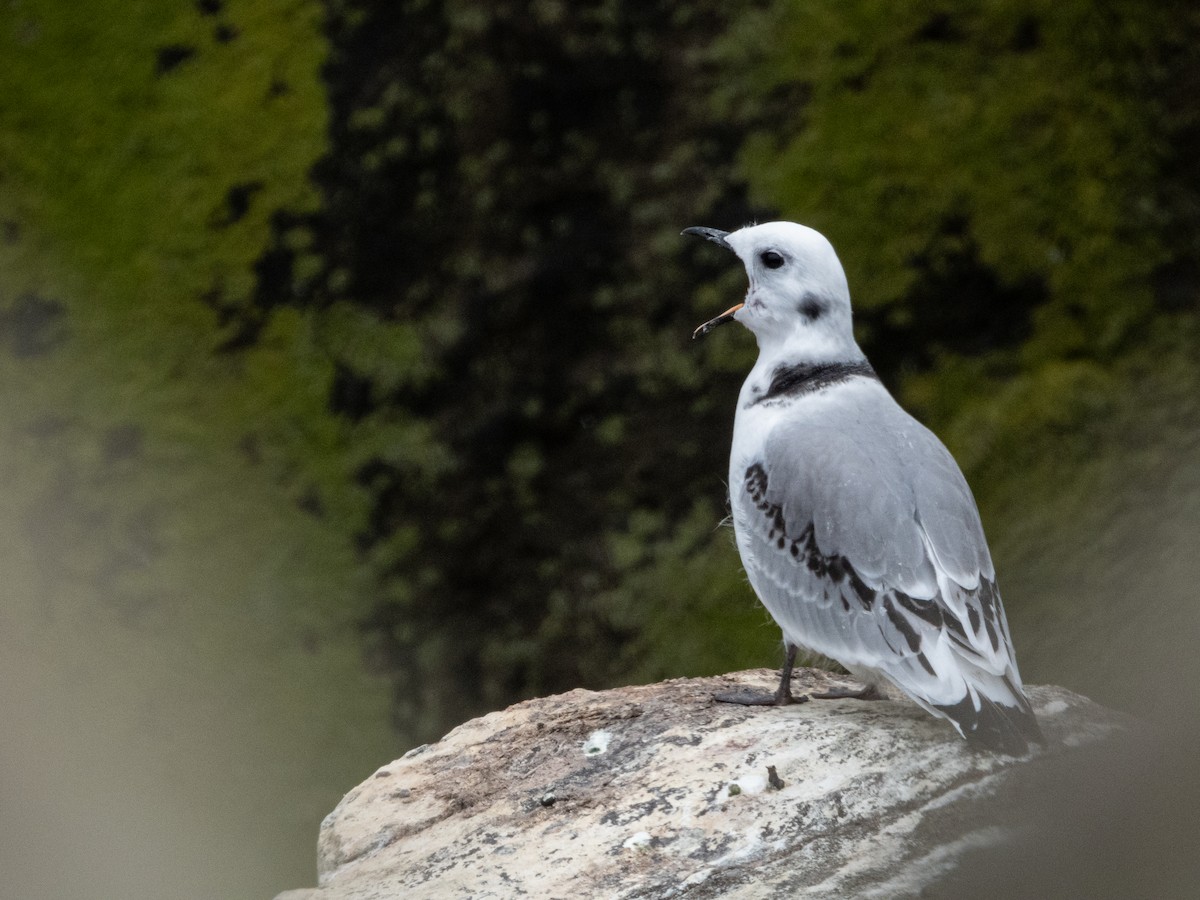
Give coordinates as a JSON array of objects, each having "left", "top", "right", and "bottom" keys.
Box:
[
  {"left": 714, "top": 643, "right": 808, "bottom": 706},
  {"left": 775, "top": 642, "right": 799, "bottom": 703}
]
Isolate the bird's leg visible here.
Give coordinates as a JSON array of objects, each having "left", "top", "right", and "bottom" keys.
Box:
[
  {"left": 775, "top": 642, "right": 800, "bottom": 703},
  {"left": 808, "top": 683, "right": 884, "bottom": 701},
  {"left": 714, "top": 643, "right": 808, "bottom": 706}
]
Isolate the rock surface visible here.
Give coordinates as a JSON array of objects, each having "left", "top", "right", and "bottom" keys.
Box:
[{"left": 278, "top": 668, "right": 1128, "bottom": 899}]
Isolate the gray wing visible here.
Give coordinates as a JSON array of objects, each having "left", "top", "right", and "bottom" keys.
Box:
[{"left": 737, "top": 394, "right": 1040, "bottom": 751}]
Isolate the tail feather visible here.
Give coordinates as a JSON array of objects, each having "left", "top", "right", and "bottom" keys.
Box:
[{"left": 935, "top": 688, "right": 1044, "bottom": 756}]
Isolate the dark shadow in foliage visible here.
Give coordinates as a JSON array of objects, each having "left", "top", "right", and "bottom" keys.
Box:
[
  {"left": 1147, "top": 15, "right": 1200, "bottom": 316},
  {"left": 202, "top": 206, "right": 306, "bottom": 353},
  {"left": 1153, "top": 258, "right": 1200, "bottom": 313},
  {"left": 1010, "top": 15, "right": 1041, "bottom": 53},
  {"left": 912, "top": 12, "right": 965, "bottom": 44},
  {"left": 155, "top": 44, "right": 197, "bottom": 76},
  {"left": 210, "top": 180, "right": 265, "bottom": 228},
  {"left": 198, "top": 276, "right": 268, "bottom": 353},
  {"left": 101, "top": 424, "right": 145, "bottom": 465},
  {"left": 858, "top": 215, "right": 1048, "bottom": 384},
  {"left": 329, "top": 363, "right": 375, "bottom": 423},
  {"left": 246, "top": 0, "right": 769, "bottom": 742},
  {"left": 0, "top": 293, "right": 69, "bottom": 358}
]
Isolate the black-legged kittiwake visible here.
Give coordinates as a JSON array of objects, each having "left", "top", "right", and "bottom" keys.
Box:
[{"left": 684, "top": 221, "right": 1043, "bottom": 755}]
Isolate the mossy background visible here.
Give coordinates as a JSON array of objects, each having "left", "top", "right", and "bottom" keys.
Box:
[{"left": 2, "top": 1, "right": 1199, "bottom": 897}]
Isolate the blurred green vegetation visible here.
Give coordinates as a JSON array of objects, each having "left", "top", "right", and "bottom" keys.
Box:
[
  {"left": 3, "top": 1, "right": 1200, "bottom": 896},
  {"left": 245, "top": 0, "right": 782, "bottom": 738},
  {"left": 0, "top": 3, "right": 394, "bottom": 898}
]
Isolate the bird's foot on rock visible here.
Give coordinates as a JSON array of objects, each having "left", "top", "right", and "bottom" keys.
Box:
[
  {"left": 713, "top": 687, "right": 808, "bottom": 707},
  {"left": 715, "top": 644, "right": 808, "bottom": 706}
]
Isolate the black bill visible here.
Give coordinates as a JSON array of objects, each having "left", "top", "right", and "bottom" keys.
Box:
[
  {"left": 692, "top": 302, "right": 744, "bottom": 340},
  {"left": 681, "top": 226, "right": 733, "bottom": 251},
  {"left": 683, "top": 226, "right": 741, "bottom": 339}
]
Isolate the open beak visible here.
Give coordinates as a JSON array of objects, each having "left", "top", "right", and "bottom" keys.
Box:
[
  {"left": 682, "top": 226, "right": 741, "bottom": 340},
  {"left": 681, "top": 225, "right": 734, "bottom": 251},
  {"left": 692, "top": 303, "right": 744, "bottom": 340}
]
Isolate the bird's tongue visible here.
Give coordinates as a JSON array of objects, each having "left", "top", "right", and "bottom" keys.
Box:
[{"left": 692, "top": 302, "right": 744, "bottom": 340}]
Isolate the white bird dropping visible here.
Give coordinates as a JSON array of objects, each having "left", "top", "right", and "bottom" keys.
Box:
[{"left": 685, "top": 221, "right": 1042, "bottom": 755}]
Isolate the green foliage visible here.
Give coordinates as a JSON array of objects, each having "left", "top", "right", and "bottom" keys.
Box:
[
  {"left": 597, "top": 499, "right": 781, "bottom": 681},
  {"left": 727, "top": 0, "right": 1161, "bottom": 308},
  {"left": 0, "top": 3, "right": 395, "bottom": 897},
  {"left": 244, "top": 0, "right": 774, "bottom": 737}
]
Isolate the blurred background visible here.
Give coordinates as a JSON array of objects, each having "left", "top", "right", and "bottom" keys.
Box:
[{"left": 2, "top": 1, "right": 1199, "bottom": 898}]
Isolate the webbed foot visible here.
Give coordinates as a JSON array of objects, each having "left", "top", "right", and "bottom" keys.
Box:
[{"left": 713, "top": 643, "right": 806, "bottom": 707}]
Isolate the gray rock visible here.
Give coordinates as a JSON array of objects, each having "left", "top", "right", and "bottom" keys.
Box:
[{"left": 277, "top": 668, "right": 1128, "bottom": 899}]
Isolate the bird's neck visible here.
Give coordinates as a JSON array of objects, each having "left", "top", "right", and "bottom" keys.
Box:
[
  {"left": 750, "top": 326, "right": 866, "bottom": 375},
  {"left": 739, "top": 327, "right": 872, "bottom": 412}
]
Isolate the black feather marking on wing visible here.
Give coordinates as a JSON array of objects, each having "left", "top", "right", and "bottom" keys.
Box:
[
  {"left": 975, "top": 579, "right": 1002, "bottom": 653},
  {"left": 943, "top": 612, "right": 969, "bottom": 642},
  {"left": 883, "top": 595, "right": 921, "bottom": 653},
  {"left": 745, "top": 462, "right": 769, "bottom": 503},
  {"left": 984, "top": 617, "right": 999, "bottom": 653},
  {"left": 748, "top": 360, "right": 879, "bottom": 407},
  {"left": 846, "top": 568, "right": 877, "bottom": 610},
  {"left": 894, "top": 591, "right": 942, "bottom": 629},
  {"left": 956, "top": 577, "right": 1004, "bottom": 654},
  {"left": 892, "top": 593, "right": 954, "bottom": 676},
  {"left": 744, "top": 463, "right": 879, "bottom": 612},
  {"left": 746, "top": 462, "right": 1000, "bottom": 683}
]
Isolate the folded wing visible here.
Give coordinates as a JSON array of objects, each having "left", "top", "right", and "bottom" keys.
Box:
[{"left": 736, "top": 399, "right": 1042, "bottom": 754}]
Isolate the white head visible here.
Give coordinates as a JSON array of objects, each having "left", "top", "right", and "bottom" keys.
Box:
[{"left": 685, "top": 221, "right": 863, "bottom": 362}]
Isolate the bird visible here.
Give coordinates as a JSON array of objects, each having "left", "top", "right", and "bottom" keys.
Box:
[{"left": 683, "top": 221, "right": 1043, "bottom": 755}]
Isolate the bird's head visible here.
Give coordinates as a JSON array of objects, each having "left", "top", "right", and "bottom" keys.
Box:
[{"left": 684, "top": 221, "right": 858, "bottom": 360}]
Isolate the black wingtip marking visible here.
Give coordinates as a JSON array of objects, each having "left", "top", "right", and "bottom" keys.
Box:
[{"left": 937, "top": 691, "right": 1045, "bottom": 756}]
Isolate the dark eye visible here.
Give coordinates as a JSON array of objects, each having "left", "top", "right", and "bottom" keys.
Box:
[{"left": 761, "top": 250, "right": 785, "bottom": 269}]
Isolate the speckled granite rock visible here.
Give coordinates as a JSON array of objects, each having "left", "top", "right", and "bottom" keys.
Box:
[{"left": 277, "top": 668, "right": 1127, "bottom": 899}]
